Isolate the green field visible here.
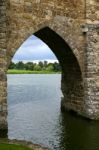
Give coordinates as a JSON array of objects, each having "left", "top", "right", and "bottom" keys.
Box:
[
  {"left": 0, "top": 143, "right": 33, "bottom": 150},
  {"left": 7, "top": 69, "right": 61, "bottom": 74}
]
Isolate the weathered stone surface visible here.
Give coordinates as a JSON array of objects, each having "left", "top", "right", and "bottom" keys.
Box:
[
  {"left": 0, "top": 0, "right": 99, "bottom": 131},
  {"left": 0, "top": 0, "right": 7, "bottom": 130}
]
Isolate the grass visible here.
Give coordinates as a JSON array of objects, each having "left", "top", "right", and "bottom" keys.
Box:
[
  {"left": 0, "top": 143, "right": 33, "bottom": 150},
  {"left": 7, "top": 69, "right": 61, "bottom": 74}
]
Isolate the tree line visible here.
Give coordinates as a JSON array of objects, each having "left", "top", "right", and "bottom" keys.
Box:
[{"left": 9, "top": 61, "right": 61, "bottom": 72}]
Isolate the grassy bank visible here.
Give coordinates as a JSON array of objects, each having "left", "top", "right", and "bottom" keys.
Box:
[
  {"left": 7, "top": 69, "right": 61, "bottom": 74},
  {"left": 0, "top": 139, "right": 49, "bottom": 150},
  {"left": 0, "top": 143, "right": 33, "bottom": 150}
]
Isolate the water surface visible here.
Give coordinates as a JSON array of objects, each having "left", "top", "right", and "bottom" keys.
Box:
[{"left": 7, "top": 74, "right": 99, "bottom": 150}]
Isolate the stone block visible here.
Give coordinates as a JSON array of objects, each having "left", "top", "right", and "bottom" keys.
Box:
[{"left": 0, "top": 105, "right": 2, "bottom": 112}]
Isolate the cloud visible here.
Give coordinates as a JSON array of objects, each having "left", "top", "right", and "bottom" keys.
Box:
[{"left": 13, "top": 35, "right": 57, "bottom": 61}]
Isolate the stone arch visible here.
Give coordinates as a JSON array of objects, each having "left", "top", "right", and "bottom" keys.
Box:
[
  {"left": 7, "top": 26, "right": 84, "bottom": 116},
  {"left": 7, "top": 21, "right": 83, "bottom": 72}
]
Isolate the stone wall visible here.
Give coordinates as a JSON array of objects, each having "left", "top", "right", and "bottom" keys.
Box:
[
  {"left": 6, "top": 0, "right": 86, "bottom": 119},
  {"left": 6, "top": 0, "right": 85, "bottom": 70},
  {"left": 83, "top": 0, "right": 99, "bottom": 119},
  {"left": 0, "top": 0, "right": 99, "bottom": 128},
  {"left": 0, "top": 0, "right": 7, "bottom": 132}
]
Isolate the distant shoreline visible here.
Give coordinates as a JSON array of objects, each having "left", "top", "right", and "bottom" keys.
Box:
[{"left": 7, "top": 69, "right": 61, "bottom": 74}]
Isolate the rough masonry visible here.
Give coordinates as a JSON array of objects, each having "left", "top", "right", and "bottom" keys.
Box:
[{"left": 0, "top": 0, "right": 99, "bottom": 132}]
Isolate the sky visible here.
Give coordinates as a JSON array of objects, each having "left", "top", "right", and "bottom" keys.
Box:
[{"left": 12, "top": 35, "right": 58, "bottom": 63}]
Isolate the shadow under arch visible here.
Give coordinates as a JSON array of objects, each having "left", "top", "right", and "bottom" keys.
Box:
[{"left": 34, "top": 27, "right": 84, "bottom": 114}]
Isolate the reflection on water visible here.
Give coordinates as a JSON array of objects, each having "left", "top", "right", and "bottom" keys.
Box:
[
  {"left": 7, "top": 74, "right": 99, "bottom": 150},
  {"left": 57, "top": 113, "right": 99, "bottom": 150}
]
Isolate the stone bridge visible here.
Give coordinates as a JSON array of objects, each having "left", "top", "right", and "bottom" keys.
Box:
[{"left": 0, "top": 0, "right": 99, "bottom": 132}]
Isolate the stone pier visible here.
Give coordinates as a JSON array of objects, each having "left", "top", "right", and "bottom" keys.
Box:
[{"left": 0, "top": 0, "right": 99, "bottom": 131}]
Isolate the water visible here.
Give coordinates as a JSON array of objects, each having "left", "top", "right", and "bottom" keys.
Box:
[{"left": 7, "top": 74, "right": 99, "bottom": 150}]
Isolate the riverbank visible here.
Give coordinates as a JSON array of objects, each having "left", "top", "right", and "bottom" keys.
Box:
[
  {"left": 0, "top": 139, "right": 50, "bottom": 150},
  {"left": 7, "top": 69, "right": 61, "bottom": 74}
]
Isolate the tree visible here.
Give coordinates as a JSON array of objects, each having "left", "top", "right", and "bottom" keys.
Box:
[
  {"left": 45, "top": 64, "right": 54, "bottom": 71},
  {"left": 38, "top": 61, "right": 44, "bottom": 70},
  {"left": 53, "top": 62, "right": 61, "bottom": 72},
  {"left": 34, "top": 64, "right": 42, "bottom": 71},
  {"left": 43, "top": 61, "right": 48, "bottom": 67},
  {"left": 16, "top": 61, "right": 25, "bottom": 70},
  {"left": 8, "top": 60, "right": 61, "bottom": 72},
  {"left": 9, "top": 62, "right": 16, "bottom": 69},
  {"left": 25, "top": 62, "right": 34, "bottom": 70}
]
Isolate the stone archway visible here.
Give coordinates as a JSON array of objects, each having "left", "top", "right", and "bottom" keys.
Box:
[
  {"left": 7, "top": 26, "right": 84, "bottom": 117},
  {"left": 0, "top": 0, "right": 99, "bottom": 135}
]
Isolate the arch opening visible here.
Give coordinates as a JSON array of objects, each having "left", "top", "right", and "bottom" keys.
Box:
[
  {"left": 5, "top": 26, "right": 84, "bottom": 142},
  {"left": 6, "top": 26, "right": 84, "bottom": 115},
  {"left": 7, "top": 26, "right": 84, "bottom": 115}
]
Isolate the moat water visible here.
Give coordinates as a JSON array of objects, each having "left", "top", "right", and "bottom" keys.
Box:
[{"left": 7, "top": 74, "right": 99, "bottom": 150}]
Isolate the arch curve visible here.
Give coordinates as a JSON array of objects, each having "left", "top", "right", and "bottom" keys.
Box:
[
  {"left": 7, "top": 21, "right": 83, "bottom": 72},
  {"left": 34, "top": 27, "right": 82, "bottom": 74},
  {"left": 8, "top": 26, "right": 84, "bottom": 115}
]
